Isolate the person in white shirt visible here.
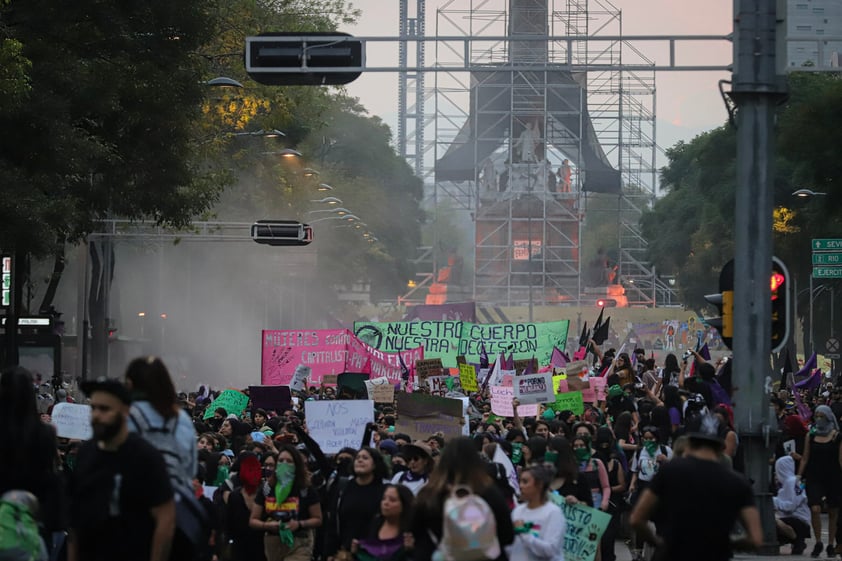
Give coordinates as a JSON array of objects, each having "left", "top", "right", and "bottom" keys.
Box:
[
  {"left": 509, "top": 464, "right": 567, "bottom": 561},
  {"left": 773, "top": 455, "right": 811, "bottom": 555}
]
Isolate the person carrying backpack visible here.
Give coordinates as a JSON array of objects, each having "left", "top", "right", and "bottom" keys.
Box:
[{"left": 410, "top": 437, "right": 514, "bottom": 561}]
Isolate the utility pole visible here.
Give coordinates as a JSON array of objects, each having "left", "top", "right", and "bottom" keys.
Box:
[{"left": 730, "top": 0, "right": 787, "bottom": 552}]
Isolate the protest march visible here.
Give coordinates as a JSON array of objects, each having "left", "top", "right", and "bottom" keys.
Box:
[{"left": 9, "top": 306, "right": 842, "bottom": 561}]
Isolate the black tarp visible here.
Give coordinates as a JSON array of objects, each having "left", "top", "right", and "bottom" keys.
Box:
[{"left": 434, "top": 69, "right": 621, "bottom": 194}]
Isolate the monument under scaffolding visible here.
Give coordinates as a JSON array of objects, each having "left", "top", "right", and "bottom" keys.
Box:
[{"left": 398, "top": 0, "right": 672, "bottom": 308}]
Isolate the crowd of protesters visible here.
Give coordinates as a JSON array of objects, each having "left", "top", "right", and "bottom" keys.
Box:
[{"left": 7, "top": 340, "right": 842, "bottom": 561}]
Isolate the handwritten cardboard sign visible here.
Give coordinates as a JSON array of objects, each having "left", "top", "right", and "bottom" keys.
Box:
[
  {"left": 513, "top": 373, "right": 555, "bottom": 404},
  {"left": 459, "top": 363, "right": 479, "bottom": 392},
  {"left": 364, "top": 377, "right": 395, "bottom": 403},
  {"left": 395, "top": 392, "right": 464, "bottom": 441},
  {"left": 305, "top": 400, "right": 374, "bottom": 454},
  {"left": 203, "top": 389, "right": 249, "bottom": 420},
  {"left": 563, "top": 360, "right": 590, "bottom": 378},
  {"left": 489, "top": 385, "right": 539, "bottom": 417},
  {"left": 427, "top": 375, "right": 451, "bottom": 397},
  {"left": 322, "top": 374, "right": 338, "bottom": 385},
  {"left": 559, "top": 502, "right": 612, "bottom": 561},
  {"left": 414, "top": 358, "right": 444, "bottom": 383},
  {"left": 551, "top": 391, "right": 585, "bottom": 415},
  {"left": 51, "top": 403, "right": 92, "bottom": 440},
  {"left": 513, "top": 357, "right": 538, "bottom": 375}
]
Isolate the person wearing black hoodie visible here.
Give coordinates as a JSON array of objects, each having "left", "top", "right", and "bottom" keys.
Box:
[{"left": 593, "top": 427, "right": 627, "bottom": 561}]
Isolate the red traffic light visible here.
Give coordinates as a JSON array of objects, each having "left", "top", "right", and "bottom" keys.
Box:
[
  {"left": 597, "top": 299, "right": 605, "bottom": 307},
  {"left": 770, "top": 271, "right": 785, "bottom": 300}
]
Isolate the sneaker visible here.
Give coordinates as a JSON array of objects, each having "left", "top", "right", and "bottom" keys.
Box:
[
  {"left": 793, "top": 541, "right": 807, "bottom": 555},
  {"left": 813, "top": 542, "right": 825, "bottom": 558},
  {"left": 827, "top": 543, "right": 836, "bottom": 558}
]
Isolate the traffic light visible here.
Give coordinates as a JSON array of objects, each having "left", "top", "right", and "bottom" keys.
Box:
[
  {"left": 251, "top": 220, "right": 313, "bottom": 246},
  {"left": 704, "top": 259, "right": 735, "bottom": 350},
  {"left": 595, "top": 298, "right": 617, "bottom": 307},
  {"left": 770, "top": 256, "right": 790, "bottom": 353},
  {"left": 245, "top": 33, "right": 364, "bottom": 86}
]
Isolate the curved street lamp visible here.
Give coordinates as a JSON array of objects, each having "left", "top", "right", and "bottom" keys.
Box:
[
  {"left": 310, "top": 197, "right": 343, "bottom": 205},
  {"left": 793, "top": 188, "right": 828, "bottom": 198},
  {"left": 317, "top": 183, "right": 334, "bottom": 192},
  {"left": 205, "top": 76, "right": 244, "bottom": 88}
]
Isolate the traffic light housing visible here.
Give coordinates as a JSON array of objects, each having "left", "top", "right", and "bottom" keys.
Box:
[
  {"left": 704, "top": 259, "right": 735, "bottom": 350},
  {"left": 704, "top": 257, "right": 791, "bottom": 352},
  {"left": 246, "top": 33, "right": 364, "bottom": 86},
  {"left": 770, "top": 256, "right": 790, "bottom": 353},
  {"left": 251, "top": 220, "right": 313, "bottom": 246}
]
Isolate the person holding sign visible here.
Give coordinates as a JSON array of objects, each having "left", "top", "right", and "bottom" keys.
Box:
[
  {"left": 250, "top": 443, "right": 322, "bottom": 561},
  {"left": 509, "top": 464, "right": 567, "bottom": 561}
]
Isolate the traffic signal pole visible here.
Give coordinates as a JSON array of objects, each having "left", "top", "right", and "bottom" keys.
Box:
[{"left": 730, "top": 0, "right": 787, "bottom": 551}]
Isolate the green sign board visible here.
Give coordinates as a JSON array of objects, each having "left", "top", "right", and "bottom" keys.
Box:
[
  {"left": 813, "top": 253, "right": 842, "bottom": 265},
  {"left": 813, "top": 239, "right": 842, "bottom": 251},
  {"left": 813, "top": 266, "right": 842, "bottom": 279},
  {"left": 354, "top": 320, "right": 569, "bottom": 367}
]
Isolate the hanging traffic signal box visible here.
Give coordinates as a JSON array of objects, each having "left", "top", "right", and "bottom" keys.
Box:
[
  {"left": 251, "top": 220, "right": 313, "bottom": 246},
  {"left": 246, "top": 33, "right": 364, "bottom": 86}
]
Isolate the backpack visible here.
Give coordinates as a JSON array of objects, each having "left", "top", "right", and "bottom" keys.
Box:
[
  {"left": 437, "top": 486, "right": 500, "bottom": 561},
  {"left": 0, "top": 491, "right": 47, "bottom": 561},
  {"left": 130, "top": 407, "right": 211, "bottom": 561}
]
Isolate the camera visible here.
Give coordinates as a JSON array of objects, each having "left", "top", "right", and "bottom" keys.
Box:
[
  {"left": 271, "top": 511, "right": 294, "bottom": 522},
  {"left": 682, "top": 350, "right": 694, "bottom": 362}
]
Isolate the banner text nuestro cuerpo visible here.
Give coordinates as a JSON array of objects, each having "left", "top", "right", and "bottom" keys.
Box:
[{"left": 354, "top": 320, "right": 569, "bottom": 367}]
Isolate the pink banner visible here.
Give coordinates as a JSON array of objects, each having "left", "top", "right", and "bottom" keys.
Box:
[{"left": 261, "top": 329, "right": 423, "bottom": 385}]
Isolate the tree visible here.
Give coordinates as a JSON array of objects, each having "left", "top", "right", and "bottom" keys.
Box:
[{"left": 642, "top": 72, "right": 842, "bottom": 341}]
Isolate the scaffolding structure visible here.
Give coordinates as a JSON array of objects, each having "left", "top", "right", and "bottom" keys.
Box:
[{"left": 422, "top": 0, "right": 662, "bottom": 307}]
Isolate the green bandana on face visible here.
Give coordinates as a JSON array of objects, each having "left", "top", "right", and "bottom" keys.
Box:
[
  {"left": 574, "top": 447, "right": 591, "bottom": 462},
  {"left": 512, "top": 442, "right": 523, "bottom": 464},
  {"left": 644, "top": 441, "right": 659, "bottom": 456}
]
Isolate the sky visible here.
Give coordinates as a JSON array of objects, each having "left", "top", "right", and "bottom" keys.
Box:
[{"left": 344, "top": 0, "right": 734, "bottom": 175}]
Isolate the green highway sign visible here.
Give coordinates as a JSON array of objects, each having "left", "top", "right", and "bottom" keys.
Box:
[
  {"left": 813, "top": 239, "right": 842, "bottom": 251},
  {"left": 813, "top": 266, "right": 842, "bottom": 279},
  {"left": 813, "top": 253, "right": 842, "bottom": 265}
]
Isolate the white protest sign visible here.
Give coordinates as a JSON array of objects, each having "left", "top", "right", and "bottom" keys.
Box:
[
  {"left": 514, "top": 373, "right": 555, "bottom": 404},
  {"left": 291, "top": 364, "right": 311, "bottom": 392},
  {"left": 364, "top": 377, "right": 395, "bottom": 403},
  {"left": 305, "top": 400, "right": 373, "bottom": 454},
  {"left": 490, "top": 385, "right": 539, "bottom": 417},
  {"left": 51, "top": 403, "right": 92, "bottom": 440},
  {"left": 427, "top": 376, "right": 450, "bottom": 397}
]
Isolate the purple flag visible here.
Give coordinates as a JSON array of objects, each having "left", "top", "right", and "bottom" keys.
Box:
[
  {"left": 480, "top": 343, "right": 489, "bottom": 370},
  {"left": 550, "top": 346, "right": 568, "bottom": 368},
  {"left": 698, "top": 343, "right": 711, "bottom": 361},
  {"left": 794, "top": 368, "right": 822, "bottom": 390},
  {"left": 505, "top": 353, "right": 515, "bottom": 370},
  {"left": 796, "top": 352, "right": 818, "bottom": 378}
]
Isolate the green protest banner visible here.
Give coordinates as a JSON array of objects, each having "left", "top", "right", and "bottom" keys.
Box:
[
  {"left": 203, "top": 389, "right": 250, "bottom": 420},
  {"left": 354, "top": 320, "right": 569, "bottom": 367},
  {"left": 459, "top": 363, "right": 478, "bottom": 392},
  {"left": 549, "top": 390, "right": 584, "bottom": 415}
]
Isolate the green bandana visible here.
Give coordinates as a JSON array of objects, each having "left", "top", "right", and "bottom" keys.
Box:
[
  {"left": 574, "top": 448, "right": 591, "bottom": 462},
  {"left": 644, "top": 441, "right": 659, "bottom": 457},
  {"left": 214, "top": 465, "right": 229, "bottom": 487},
  {"left": 274, "top": 463, "right": 296, "bottom": 547},
  {"left": 544, "top": 450, "right": 559, "bottom": 464},
  {"left": 511, "top": 442, "right": 523, "bottom": 464}
]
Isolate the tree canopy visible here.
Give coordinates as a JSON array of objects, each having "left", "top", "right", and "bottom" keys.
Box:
[{"left": 642, "top": 72, "right": 842, "bottom": 337}]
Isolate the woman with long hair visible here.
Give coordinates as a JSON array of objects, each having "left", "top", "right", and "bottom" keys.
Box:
[
  {"left": 411, "top": 437, "right": 514, "bottom": 561},
  {"left": 796, "top": 405, "right": 842, "bottom": 558},
  {"left": 546, "top": 437, "right": 592, "bottom": 506},
  {"left": 612, "top": 411, "right": 638, "bottom": 462},
  {"left": 227, "top": 452, "right": 267, "bottom": 561},
  {"left": 661, "top": 353, "right": 681, "bottom": 388},
  {"left": 571, "top": 434, "right": 610, "bottom": 511},
  {"left": 0, "top": 366, "right": 63, "bottom": 541},
  {"left": 325, "top": 447, "right": 390, "bottom": 561},
  {"left": 509, "top": 464, "right": 566, "bottom": 561},
  {"left": 351, "top": 484, "right": 415, "bottom": 561},
  {"left": 250, "top": 443, "right": 323, "bottom": 561},
  {"left": 125, "top": 356, "right": 196, "bottom": 495}
]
